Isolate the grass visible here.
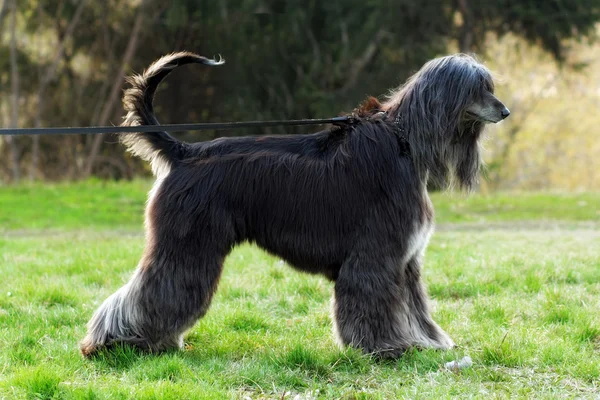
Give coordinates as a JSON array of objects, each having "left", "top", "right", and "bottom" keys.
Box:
[
  {"left": 1, "top": 181, "right": 599, "bottom": 399},
  {"left": 0, "top": 179, "right": 148, "bottom": 230}
]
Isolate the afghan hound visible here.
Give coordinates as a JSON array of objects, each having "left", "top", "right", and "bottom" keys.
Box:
[{"left": 80, "top": 52, "right": 510, "bottom": 358}]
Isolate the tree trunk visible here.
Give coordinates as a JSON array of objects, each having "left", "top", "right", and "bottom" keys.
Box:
[
  {"left": 8, "top": 0, "right": 20, "bottom": 182},
  {"left": 0, "top": 0, "right": 10, "bottom": 30},
  {"left": 30, "top": 0, "right": 88, "bottom": 181},
  {"left": 457, "top": 0, "right": 474, "bottom": 53},
  {"left": 83, "top": 6, "right": 146, "bottom": 178}
]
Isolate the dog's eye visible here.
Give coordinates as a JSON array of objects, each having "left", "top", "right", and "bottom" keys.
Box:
[{"left": 484, "top": 80, "right": 494, "bottom": 93}]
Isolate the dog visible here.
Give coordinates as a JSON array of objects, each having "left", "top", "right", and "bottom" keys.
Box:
[{"left": 80, "top": 52, "right": 509, "bottom": 358}]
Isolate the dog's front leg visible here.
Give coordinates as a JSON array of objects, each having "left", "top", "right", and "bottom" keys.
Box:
[
  {"left": 399, "top": 255, "right": 455, "bottom": 350},
  {"left": 331, "top": 252, "right": 453, "bottom": 358},
  {"left": 331, "top": 253, "right": 411, "bottom": 358}
]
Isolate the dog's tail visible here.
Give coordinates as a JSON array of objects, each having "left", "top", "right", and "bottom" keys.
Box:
[{"left": 120, "top": 52, "right": 224, "bottom": 177}]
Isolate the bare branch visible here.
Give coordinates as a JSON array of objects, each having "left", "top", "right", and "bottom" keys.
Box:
[
  {"left": 0, "top": 0, "right": 10, "bottom": 32},
  {"left": 29, "top": 0, "right": 89, "bottom": 180},
  {"left": 40, "top": 0, "right": 89, "bottom": 90},
  {"left": 7, "top": 0, "right": 20, "bottom": 182},
  {"left": 457, "top": 0, "right": 474, "bottom": 53},
  {"left": 339, "top": 29, "right": 388, "bottom": 94},
  {"left": 83, "top": 5, "right": 147, "bottom": 177}
]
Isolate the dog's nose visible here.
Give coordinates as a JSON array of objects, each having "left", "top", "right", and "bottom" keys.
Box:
[{"left": 501, "top": 107, "right": 510, "bottom": 119}]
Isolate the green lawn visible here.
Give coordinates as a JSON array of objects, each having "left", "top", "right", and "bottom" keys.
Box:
[{"left": 1, "top": 181, "right": 599, "bottom": 399}]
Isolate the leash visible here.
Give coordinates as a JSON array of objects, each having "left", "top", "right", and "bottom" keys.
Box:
[{"left": 0, "top": 116, "right": 354, "bottom": 136}]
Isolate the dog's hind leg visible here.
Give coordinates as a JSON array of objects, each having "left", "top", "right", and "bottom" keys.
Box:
[
  {"left": 80, "top": 234, "right": 227, "bottom": 357},
  {"left": 331, "top": 252, "right": 453, "bottom": 358}
]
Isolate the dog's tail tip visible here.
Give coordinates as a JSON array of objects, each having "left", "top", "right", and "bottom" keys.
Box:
[
  {"left": 167, "top": 51, "right": 225, "bottom": 67},
  {"left": 208, "top": 54, "right": 225, "bottom": 65}
]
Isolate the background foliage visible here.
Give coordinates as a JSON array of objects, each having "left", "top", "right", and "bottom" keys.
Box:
[{"left": 1, "top": 0, "right": 599, "bottom": 189}]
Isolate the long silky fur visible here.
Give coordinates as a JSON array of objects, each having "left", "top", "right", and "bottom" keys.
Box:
[
  {"left": 81, "top": 52, "right": 502, "bottom": 359},
  {"left": 381, "top": 54, "right": 494, "bottom": 190}
]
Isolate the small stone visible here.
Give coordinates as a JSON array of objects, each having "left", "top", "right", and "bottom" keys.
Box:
[{"left": 445, "top": 356, "right": 473, "bottom": 370}]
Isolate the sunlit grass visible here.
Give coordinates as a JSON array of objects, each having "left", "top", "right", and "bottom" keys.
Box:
[
  {"left": 0, "top": 181, "right": 599, "bottom": 398},
  {"left": 1, "top": 180, "right": 598, "bottom": 231}
]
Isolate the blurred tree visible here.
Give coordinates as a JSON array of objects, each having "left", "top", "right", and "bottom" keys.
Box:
[
  {"left": 483, "top": 32, "right": 600, "bottom": 191},
  {"left": 454, "top": 0, "right": 600, "bottom": 59},
  {"left": 30, "top": 0, "right": 88, "bottom": 180},
  {"left": 0, "top": 0, "right": 599, "bottom": 183},
  {"left": 8, "top": 0, "right": 19, "bottom": 181}
]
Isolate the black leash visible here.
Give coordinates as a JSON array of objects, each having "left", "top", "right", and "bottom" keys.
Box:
[{"left": 0, "top": 116, "right": 354, "bottom": 136}]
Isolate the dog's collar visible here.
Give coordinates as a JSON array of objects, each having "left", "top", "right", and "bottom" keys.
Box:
[
  {"left": 387, "top": 113, "right": 409, "bottom": 157},
  {"left": 362, "top": 111, "right": 408, "bottom": 144},
  {"left": 391, "top": 114, "right": 408, "bottom": 144},
  {"left": 355, "top": 110, "right": 409, "bottom": 157}
]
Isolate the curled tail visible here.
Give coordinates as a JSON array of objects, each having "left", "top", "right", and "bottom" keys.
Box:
[{"left": 120, "top": 52, "right": 224, "bottom": 177}]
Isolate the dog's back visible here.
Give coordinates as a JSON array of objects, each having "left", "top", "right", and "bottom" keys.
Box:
[{"left": 120, "top": 52, "right": 423, "bottom": 278}]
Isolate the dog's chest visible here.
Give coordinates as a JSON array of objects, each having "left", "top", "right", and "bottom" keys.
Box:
[
  {"left": 403, "top": 194, "right": 435, "bottom": 263},
  {"left": 404, "top": 220, "right": 433, "bottom": 263}
]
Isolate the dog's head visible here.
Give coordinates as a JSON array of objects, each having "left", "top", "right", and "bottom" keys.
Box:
[
  {"left": 381, "top": 54, "right": 509, "bottom": 190},
  {"left": 414, "top": 53, "right": 510, "bottom": 125}
]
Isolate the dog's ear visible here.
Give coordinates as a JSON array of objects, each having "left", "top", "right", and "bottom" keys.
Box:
[{"left": 353, "top": 96, "right": 382, "bottom": 118}]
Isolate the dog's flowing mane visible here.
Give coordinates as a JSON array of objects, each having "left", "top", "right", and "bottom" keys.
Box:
[{"left": 380, "top": 54, "right": 494, "bottom": 190}]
